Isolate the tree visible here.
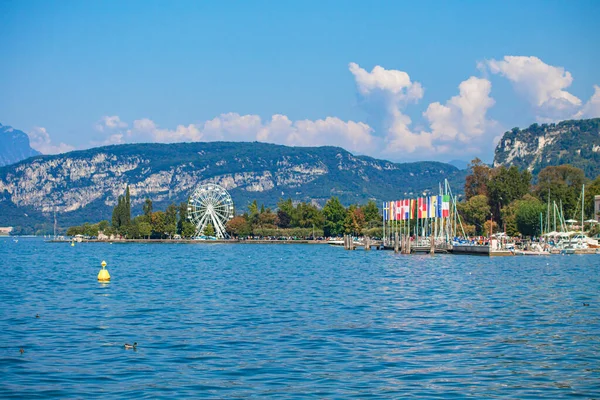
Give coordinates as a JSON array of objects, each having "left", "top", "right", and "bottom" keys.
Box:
[
  {"left": 123, "top": 186, "right": 131, "bottom": 227},
  {"left": 535, "top": 165, "right": 586, "bottom": 220},
  {"left": 143, "top": 198, "right": 153, "bottom": 222},
  {"left": 110, "top": 187, "right": 132, "bottom": 234},
  {"left": 276, "top": 209, "right": 291, "bottom": 228},
  {"left": 500, "top": 201, "right": 521, "bottom": 237},
  {"left": 257, "top": 209, "right": 277, "bottom": 228},
  {"left": 584, "top": 175, "right": 600, "bottom": 219},
  {"left": 98, "top": 220, "right": 109, "bottom": 232},
  {"left": 464, "top": 158, "right": 492, "bottom": 200},
  {"left": 177, "top": 201, "right": 196, "bottom": 237},
  {"left": 293, "top": 202, "right": 324, "bottom": 228},
  {"left": 457, "top": 195, "right": 491, "bottom": 235},
  {"left": 182, "top": 222, "right": 196, "bottom": 238},
  {"left": 127, "top": 221, "right": 140, "bottom": 238},
  {"left": 248, "top": 200, "right": 259, "bottom": 221},
  {"left": 165, "top": 203, "right": 178, "bottom": 238},
  {"left": 483, "top": 220, "right": 499, "bottom": 237},
  {"left": 487, "top": 165, "right": 531, "bottom": 220},
  {"left": 138, "top": 222, "right": 152, "bottom": 239},
  {"left": 112, "top": 195, "right": 123, "bottom": 229},
  {"left": 204, "top": 223, "right": 215, "bottom": 237},
  {"left": 276, "top": 198, "right": 294, "bottom": 228},
  {"left": 361, "top": 200, "right": 380, "bottom": 224},
  {"left": 322, "top": 197, "right": 346, "bottom": 236},
  {"left": 151, "top": 211, "right": 166, "bottom": 238},
  {"left": 66, "top": 225, "right": 83, "bottom": 236},
  {"left": 344, "top": 204, "right": 366, "bottom": 235},
  {"left": 226, "top": 215, "right": 252, "bottom": 238},
  {"left": 277, "top": 198, "right": 295, "bottom": 216},
  {"left": 515, "top": 197, "right": 546, "bottom": 237}
]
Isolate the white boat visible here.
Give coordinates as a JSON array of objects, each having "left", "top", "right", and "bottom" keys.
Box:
[
  {"left": 514, "top": 250, "right": 550, "bottom": 256},
  {"left": 556, "top": 234, "right": 598, "bottom": 250}
]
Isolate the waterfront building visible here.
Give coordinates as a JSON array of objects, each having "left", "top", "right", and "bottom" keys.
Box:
[{"left": 595, "top": 195, "right": 600, "bottom": 222}]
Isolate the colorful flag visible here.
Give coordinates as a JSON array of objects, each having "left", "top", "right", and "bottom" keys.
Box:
[
  {"left": 410, "top": 199, "right": 416, "bottom": 219},
  {"left": 383, "top": 202, "right": 389, "bottom": 221},
  {"left": 418, "top": 197, "right": 427, "bottom": 219},
  {"left": 395, "top": 200, "right": 403, "bottom": 221},
  {"left": 403, "top": 199, "right": 410, "bottom": 220},
  {"left": 436, "top": 195, "right": 443, "bottom": 218},
  {"left": 442, "top": 195, "right": 450, "bottom": 218},
  {"left": 430, "top": 196, "right": 438, "bottom": 219},
  {"left": 389, "top": 201, "right": 396, "bottom": 221}
]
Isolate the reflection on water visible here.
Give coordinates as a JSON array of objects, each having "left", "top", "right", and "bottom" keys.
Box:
[{"left": 0, "top": 237, "right": 599, "bottom": 398}]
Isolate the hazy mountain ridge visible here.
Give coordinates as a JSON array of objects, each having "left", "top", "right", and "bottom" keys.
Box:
[
  {"left": 493, "top": 118, "right": 600, "bottom": 178},
  {"left": 0, "top": 141, "right": 466, "bottom": 230},
  {"left": 0, "top": 123, "right": 41, "bottom": 167}
]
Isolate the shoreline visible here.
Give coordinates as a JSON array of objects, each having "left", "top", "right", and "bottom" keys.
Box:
[
  {"left": 48, "top": 238, "right": 331, "bottom": 245},
  {"left": 36, "top": 238, "right": 600, "bottom": 254}
]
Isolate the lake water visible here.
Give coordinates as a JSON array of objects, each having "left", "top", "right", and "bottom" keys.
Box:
[{"left": 1, "top": 237, "right": 599, "bottom": 398}]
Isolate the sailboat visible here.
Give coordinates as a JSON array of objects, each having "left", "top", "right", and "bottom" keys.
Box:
[{"left": 555, "top": 185, "right": 599, "bottom": 251}]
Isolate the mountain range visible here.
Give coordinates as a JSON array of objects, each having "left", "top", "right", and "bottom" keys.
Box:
[
  {"left": 0, "top": 123, "right": 40, "bottom": 167},
  {"left": 2, "top": 117, "right": 600, "bottom": 234},
  {"left": 0, "top": 141, "right": 466, "bottom": 233},
  {"left": 494, "top": 118, "right": 600, "bottom": 178}
]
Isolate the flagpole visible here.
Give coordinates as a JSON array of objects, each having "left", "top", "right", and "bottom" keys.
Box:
[
  {"left": 407, "top": 200, "right": 411, "bottom": 253},
  {"left": 382, "top": 202, "right": 385, "bottom": 246}
]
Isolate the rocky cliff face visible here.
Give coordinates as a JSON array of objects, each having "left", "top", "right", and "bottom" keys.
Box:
[
  {"left": 493, "top": 118, "right": 600, "bottom": 178},
  {"left": 0, "top": 123, "right": 41, "bottom": 167},
  {"left": 0, "top": 141, "right": 465, "bottom": 229}
]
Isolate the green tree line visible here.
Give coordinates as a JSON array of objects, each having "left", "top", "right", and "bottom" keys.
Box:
[
  {"left": 67, "top": 187, "right": 197, "bottom": 239},
  {"left": 459, "top": 158, "right": 600, "bottom": 237},
  {"left": 67, "top": 187, "right": 384, "bottom": 239}
]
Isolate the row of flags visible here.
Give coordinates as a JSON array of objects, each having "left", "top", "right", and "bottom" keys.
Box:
[{"left": 383, "top": 195, "right": 451, "bottom": 221}]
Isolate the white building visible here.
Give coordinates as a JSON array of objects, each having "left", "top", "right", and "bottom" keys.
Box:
[{"left": 595, "top": 195, "right": 600, "bottom": 222}]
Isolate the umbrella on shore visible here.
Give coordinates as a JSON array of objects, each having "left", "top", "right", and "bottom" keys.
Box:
[
  {"left": 585, "top": 219, "right": 598, "bottom": 223},
  {"left": 565, "top": 219, "right": 578, "bottom": 223}
]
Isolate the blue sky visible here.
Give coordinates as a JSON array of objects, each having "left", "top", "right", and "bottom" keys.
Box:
[{"left": 1, "top": 0, "right": 599, "bottom": 162}]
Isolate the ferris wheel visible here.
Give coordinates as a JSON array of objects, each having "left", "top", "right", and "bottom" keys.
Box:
[{"left": 187, "top": 183, "right": 234, "bottom": 238}]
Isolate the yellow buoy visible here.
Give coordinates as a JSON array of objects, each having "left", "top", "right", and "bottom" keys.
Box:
[
  {"left": 71, "top": 241, "right": 75, "bottom": 247},
  {"left": 97, "top": 260, "right": 110, "bottom": 282}
]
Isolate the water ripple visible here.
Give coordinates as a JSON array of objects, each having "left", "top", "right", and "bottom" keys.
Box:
[{"left": 0, "top": 238, "right": 599, "bottom": 398}]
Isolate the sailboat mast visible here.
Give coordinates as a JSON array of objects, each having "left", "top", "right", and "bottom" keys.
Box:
[
  {"left": 547, "top": 190, "right": 550, "bottom": 235},
  {"left": 382, "top": 202, "right": 386, "bottom": 246},
  {"left": 582, "top": 184, "right": 585, "bottom": 233},
  {"left": 553, "top": 201, "right": 556, "bottom": 232}
]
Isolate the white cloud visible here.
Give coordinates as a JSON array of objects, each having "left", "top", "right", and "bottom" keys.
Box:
[
  {"left": 485, "top": 56, "right": 581, "bottom": 121},
  {"left": 121, "top": 113, "right": 374, "bottom": 154},
  {"left": 28, "top": 127, "right": 76, "bottom": 155},
  {"left": 278, "top": 116, "right": 373, "bottom": 149},
  {"left": 95, "top": 115, "right": 127, "bottom": 132},
  {"left": 424, "top": 76, "right": 496, "bottom": 142},
  {"left": 91, "top": 133, "right": 125, "bottom": 147},
  {"left": 70, "top": 56, "right": 594, "bottom": 162},
  {"left": 130, "top": 118, "right": 203, "bottom": 143},
  {"left": 348, "top": 62, "right": 424, "bottom": 101},
  {"left": 200, "top": 113, "right": 263, "bottom": 141},
  {"left": 349, "top": 62, "right": 428, "bottom": 153},
  {"left": 574, "top": 85, "right": 600, "bottom": 119},
  {"left": 348, "top": 62, "right": 496, "bottom": 156}
]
